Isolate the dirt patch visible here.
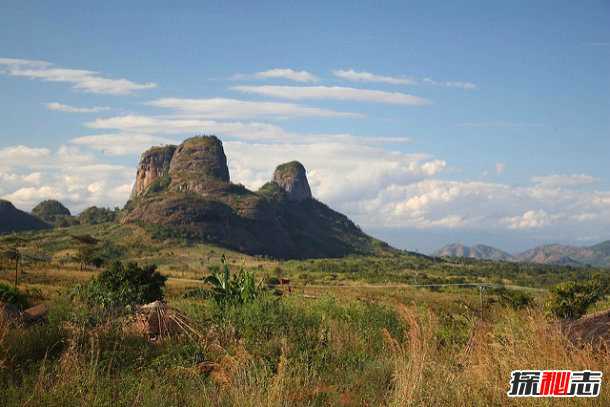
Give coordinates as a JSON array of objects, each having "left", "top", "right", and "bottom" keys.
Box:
[{"left": 564, "top": 309, "right": 610, "bottom": 347}]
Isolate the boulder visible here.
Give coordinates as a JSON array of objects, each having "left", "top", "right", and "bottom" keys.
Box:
[{"left": 22, "top": 304, "right": 48, "bottom": 324}]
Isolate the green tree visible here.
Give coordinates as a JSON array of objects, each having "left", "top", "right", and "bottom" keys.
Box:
[
  {"left": 83, "top": 262, "right": 167, "bottom": 309},
  {"left": 545, "top": 280, "right": 607, "bottom": 320}
]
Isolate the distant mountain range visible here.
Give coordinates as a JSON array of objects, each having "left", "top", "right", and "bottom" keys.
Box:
[{"left": 434, "top": 241, "right": 610, "bottom": 267}]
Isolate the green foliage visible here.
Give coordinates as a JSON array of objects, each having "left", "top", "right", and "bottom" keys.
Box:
[
  {"left": 204, "top": 254, "right": 263, "bottom": 305},
  {"left": 146, "top": 175, "right": 172, "bottom": 195},
  {"left": 78, "top": 206, "right": 119, "bottom": 225},
  {"left": 545, "top": 280, "right": 607, "bottom": 320},
  {"left": 490, "top": 287, "right": 533, "bottom": 309},
  {"left": 180, "top": 287, "right": 211, "bottom": 299},
  {"left": 80, "top": 262, "right": 167, "bottom": 309},
  {"left": 0, "top": 283, "right": 28, "bottom": 308},
  {"left": 31, "top": 200, "right": 72, "bottom": 225}
]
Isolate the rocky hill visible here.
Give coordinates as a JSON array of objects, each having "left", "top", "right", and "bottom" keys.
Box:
[
  {"left": 0, "top": 200, "right": 50, "bottom": 234},
  {"left": 122, "top": 135, "right": 392, "bottom": 259},
  {"left": 434, "top": 243, "right": 515, "bottom": 261},
  {"left": 435, "top": 241, "right": 610, "bottom": 267},
  {"left": 31, "top": 199, "right": 78, "bottom": 227},
  {"left": 515, "top": 243, "right": 610, "bottom": 267}
]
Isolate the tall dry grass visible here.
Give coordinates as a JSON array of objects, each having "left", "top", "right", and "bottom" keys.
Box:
[{"left": 384, "top": 305, "right": 609, "bottom": 406}]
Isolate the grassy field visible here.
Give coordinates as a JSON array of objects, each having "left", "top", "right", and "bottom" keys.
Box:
[{"left": 1, "top": 223, "right": 609, "bottom": 406}]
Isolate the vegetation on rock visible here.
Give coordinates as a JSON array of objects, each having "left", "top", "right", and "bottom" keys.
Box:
[{"left": 79, "top": 206, "right": 119, "bottom": 225}]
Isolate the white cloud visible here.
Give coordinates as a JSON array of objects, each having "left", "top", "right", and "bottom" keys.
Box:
[
  {"left": 255, "top": 68, "right": 318, "bottom": 82},
  {"left": 224, "top": 141, "right": 446, "bottom": 204},
  {"left": 146, "top": 97, "right": 360, "bottom": 118},
  {"left": 85, "top": 115, "right": 289, "bottom": 141},
  {"left": 332, "top": 69, "right": 416, "bottom": 85},
  {"left": 503, "top": 210, "right": 553, "bottom": 230},
  {"left": 422, "top": 78, "right": 477, "bottom": 90},
  {"left": 232, "top": 68, "right": 318, "bottom": 82},
  {"left": 332, "top": 69, "right": 477, "bottom": 90},
  {"left": 458, "top": 121, "right": 545, "bottom": 128},
  {"left": 0, "top": 144, "right": 133, "bottom": 212},
  {"left": 531, "top": 174, "right": 597, "bottom": 188},
  {"left": 0, "top": 58, "right": 156, "bottom": 95},
  {"left": 83, "top": 114, "right": 416, "bottom": 148},
  {"left": 231, "top": 85, "right": 431, "bottom": 105},
  {"left": 70, "top": 134, "right": 178, "bottom": 156},
  {"left": 45, "top": 102, "right": 110, "bottom": 113},
  {"left": 0, "top": 145, "right": 51, "bottom": 164}
]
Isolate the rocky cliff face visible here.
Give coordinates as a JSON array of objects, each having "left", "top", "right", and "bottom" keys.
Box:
[
  {"left": 132, "top": 145, "right": 176, "bottom": 197},
  {"left": 123, "top": 135, "right": 390, "bottom": 259},
  {"left": 272, "top": 161, "right": 312, "bottom": 202}
]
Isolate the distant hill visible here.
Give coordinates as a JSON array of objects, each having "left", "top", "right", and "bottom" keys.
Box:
[
  {"left": 31, "top": 200, "right": 78, "bottom": 227},
  {"left": 0, "top": 200, "right": 50, "bottom": 234},
  {"left": 434, "top": 243, "right": 515, "bottom": 261},
  {"left": 122, "top": 135, "right": 394, "bottom": 259},
  {"left": 515, "top": 243, "right": 610, "bottom": 267},
  {"left": 434, "top": 241, "right": 610, "bottom": 267}
]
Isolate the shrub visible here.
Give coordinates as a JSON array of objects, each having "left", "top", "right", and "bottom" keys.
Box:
[
  {"left": 0, "top": 283, "right": 28, "bottom": 309},
  {"left": 545, "top": 280, "right": 606, "bottom": 320},
  {"left": 78, "top": 206, "right": 119, "bottom": 225},
  {"left": 82, "top": 262, "right": 167, "bottom": 309},
  {"left": 490, "top": 287, "right": 533, "bottom": 309}
]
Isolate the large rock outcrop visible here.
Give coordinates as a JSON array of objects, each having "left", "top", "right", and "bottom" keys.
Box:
[
  {"left": 132, "top": 145, "right": 176, "bottom": 197},
  {"left": 169, "top": 136, "right": 230, "bottom": 194},
  {"left": 0, "top": 200, "right": 50, "bottom": 234},
  {"left": 272, "top": 161, "right": 312, "bottom": 202},
  {"left": 123, "top": 135, "right": 392, "bottom": 259}
]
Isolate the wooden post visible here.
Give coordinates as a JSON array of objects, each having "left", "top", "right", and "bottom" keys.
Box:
[
  {"left": 479, "top": 285, "right": 483, "bottom": 320},
  {"left": 14, "top": 255, "right": 19, "bottom": 289}
]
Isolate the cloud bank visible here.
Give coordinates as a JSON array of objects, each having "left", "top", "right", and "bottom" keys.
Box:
[{"left": 0, "top": 58, "right": 156, "bottom": 95}]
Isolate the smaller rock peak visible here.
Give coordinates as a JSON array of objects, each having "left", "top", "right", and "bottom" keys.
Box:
[{"left": 272, "top": 161, "right": 312, "bottom": 202}]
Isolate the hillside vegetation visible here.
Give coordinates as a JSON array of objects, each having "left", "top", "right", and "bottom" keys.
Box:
[{"left": 1, "top": 222, "right": 610, "bottom": 405}]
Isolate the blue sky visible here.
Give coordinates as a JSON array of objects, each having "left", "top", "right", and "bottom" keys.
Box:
[{"left": 0, "top": 1, "right": 609, "bottom": 253}]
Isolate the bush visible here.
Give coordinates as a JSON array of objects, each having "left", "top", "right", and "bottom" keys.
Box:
[
  {"left": 0, "top": 283, "right": 29, "bottom": 308},
  {"left": 81, "top": 262, "right": 167, "bottom": 309},
  {"left": 545, "top": 280, "right": 606, "bottom": 320},
  {"left": 78, "top": 206, "right": 119, "bottom": 225},
  {"left": 490, "top": 287, "right": 533, "bottom": 309}
]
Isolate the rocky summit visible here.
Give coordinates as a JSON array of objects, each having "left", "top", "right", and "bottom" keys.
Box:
[
  {"left": 272, "top": 161, "right": 312, "bottom": 202},
  {"left": 123, "top": 135, "right": 391, "bottom": 259}
]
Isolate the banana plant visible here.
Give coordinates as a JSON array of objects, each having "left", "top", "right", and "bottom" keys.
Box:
[
  {"left": 203, "top": 254, "right": 233, "bottom": 302},
  {"left": 203, "top": 254, "right": 263, "bottom": 305}
]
